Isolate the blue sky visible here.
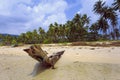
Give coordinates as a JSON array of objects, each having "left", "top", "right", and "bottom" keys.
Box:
[{"left": 0, "top": 0, "right": 115, "bottom": 34}]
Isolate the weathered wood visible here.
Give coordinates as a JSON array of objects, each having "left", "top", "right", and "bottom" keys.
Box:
[{"left": 23, "top": 45, "right": 65, "bottom": 68}]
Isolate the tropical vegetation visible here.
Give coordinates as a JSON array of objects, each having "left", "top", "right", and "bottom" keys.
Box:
[{"left": 0, "top": 0, "right": 120, "bottom": 45}]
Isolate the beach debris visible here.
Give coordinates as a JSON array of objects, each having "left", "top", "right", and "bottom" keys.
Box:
[
  {"left": 90, "top": 48, "right": 95, "bottom": 50},
  {"left": 11, "top": 44, "right": 18, "bottom": 47},
  {"left": 23, "top": 44, "right": 65, "bottom": 69}
]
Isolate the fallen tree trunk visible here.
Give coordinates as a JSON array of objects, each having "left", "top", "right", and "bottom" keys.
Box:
[{"left": 23, "top": 44, "right": 65, "bottom": 69}]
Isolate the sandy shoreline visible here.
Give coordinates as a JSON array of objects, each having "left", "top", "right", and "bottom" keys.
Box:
[{"left": 0, "top": 45, "right": 120, "bottom": 80}]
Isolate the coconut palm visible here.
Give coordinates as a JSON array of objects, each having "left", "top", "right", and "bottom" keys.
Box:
[
  {"left": 93, "top": 0, "right": 105, "bottom": 15},
  {"left": 18, "top": 33, "right": 27, "bottom": 44},
  {"left": 114, "top": 28, "right": 120, "bottom": 40},
  {"left": 65, "top": 21, "right": 71, "bottom": 41},
  {"left": 25, "top": 31, "right": 33, "bottom": 44},
  {"left": 38, "top": 27, "right": 46, "bottom": 43},
  {"left": 0, "top": 34, "right": 3, "bottom": 41},
  {"left": 90, "top": 22, "right": 99, "bottom": 33},
  {"left": 89, "top": 23, "right": 99, "bottom": 41},
  {"left": 82, "top": 14, "right": 90, "bottom": 25},
  {"left": 110, "top": 32, "right": 115, "bottom": 40},
  {"left": 112, "top": 0, "right": 120, "bottom": 11},
  {"left": 93, "top": 0, "right": 118, "bottom": 39},
  {"left": 47, "top": 23, "right": 58, "bottom": 43},
  {"left": 97, "top": 17, "right": 109, "bottom": 34},
  {"left": 32, "top": 29, "right": 39, "bottom": 43},
  {"left": 73, "top": 14, "right": 90, "bottom": 41}
]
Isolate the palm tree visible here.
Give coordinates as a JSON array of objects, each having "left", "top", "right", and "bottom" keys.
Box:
[
  {"left": 58, "top": 24, "right": 63, "bottom": 41},
  {"left": 57, "top": 24, "right": 67, "bottom": 42},
  {"left": 110, "top": 31, "right": 115, "bottom": 40},
  {"left": 4, "top": 35, "right": 13, "bottom": 45},
  {"left": 32, "top": 29, "right": 39, "bottom": 43},
  {"left": 25, "top": 31, "right": 33, "bottom": 44},
  {"left": 82, "top": 14, "right": 90, "bottom": 25},
  {"left": 93, "top": 0, "right": 105, "bottom": 15},
  {"left": 38, "top": 27, "right": 46, "bottom": 43},
  {"left": 93, "top": 0, "right": 118, "bottom": 39},
  {"left": 97, "top": 17, "right": 109, "bottom": 34},
  {"left": 18, "top": 33, "right": 26, "bottom": 44},
  {"left": 68, "top": 20, "right": 77, "bottom": 41},
  {"left": 47, "top": 23, "right": 58, "bottom": 43},
  {"left": 54, "top": 23, "right": 59, "bottom": 41},
  {"left": 114, "top": 28, "right": 120, "bottom": 40},
  {"left": 82, "top": 14, "right": 90, "bottom": 31},
  {"left": 0, "top": 34, "right": 3, "bottom": 41},
  {"left": 64, "top": 14, "right": 89, "bottom": 41},
  {"left": 65, "top": 21, "right": 71, "bottom": 41},
  {"left": 112, "top": 0, "right": 120, "bottom": 11},
  {"left": 89, "top": 22, "right": 99, "bottom": 40},
  {"left": 104, "top": 7, "right": 117, "bottom": 25},
  {"left": 72, "top": 14, "right": 89, "bottom": 41},
  {"left": 72, "top": 14, "right": 81, "bottom": 41}
]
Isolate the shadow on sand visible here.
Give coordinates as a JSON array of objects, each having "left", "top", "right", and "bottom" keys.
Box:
[{"left": 30, "top": 63, "right": 51, "bottom": 76}]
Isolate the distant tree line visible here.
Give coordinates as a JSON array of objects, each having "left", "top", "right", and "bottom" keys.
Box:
[{"left": 0, "top": 0, "right": 120, "bottom": 45}]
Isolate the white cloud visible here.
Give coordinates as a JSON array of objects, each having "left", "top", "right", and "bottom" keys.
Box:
[
  {"left": 0, "top": 0, "right": 68, "bottom": 34},
  {"left": 43, "top": 13, "right": 67, "bottom": 30},
  {"left": 0, "top": 0, "right": 116, "bottom": 34}
]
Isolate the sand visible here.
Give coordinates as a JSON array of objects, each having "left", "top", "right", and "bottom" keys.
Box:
[{"left": 0, "top": 45, "right": 120, "bottom": 80}]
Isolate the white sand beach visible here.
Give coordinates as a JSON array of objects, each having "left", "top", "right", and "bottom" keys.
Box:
[{"left": 0, "top": 45, "right": 120, "bottom": 80}]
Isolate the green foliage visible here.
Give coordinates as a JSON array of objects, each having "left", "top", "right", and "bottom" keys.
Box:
[
  {"left": 12, "top": 40, "right": 17, "bottom": 45},
  {"left": 92, "top": 0, "right": 119, "bottom": 40},
  {"left": 43, "top": 39, "right": 52, "bottom": 44},
  {"left": 0, "top": 0, "right": 119, "bottom": 45}
]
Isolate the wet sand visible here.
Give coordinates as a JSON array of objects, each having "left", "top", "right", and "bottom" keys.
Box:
[{"left": 0, "top": 45, "right": 120, "bottom": 80}]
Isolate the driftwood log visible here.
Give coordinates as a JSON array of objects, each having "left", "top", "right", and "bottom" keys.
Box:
[{"left": 23, "top": 45, "right": 65, "bottom": 69}]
